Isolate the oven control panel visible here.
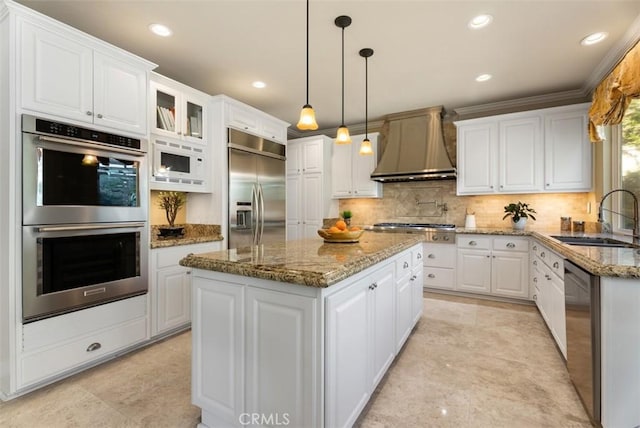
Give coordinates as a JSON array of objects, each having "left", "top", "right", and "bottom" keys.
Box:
[{"left": 34, "top": 117, "right": 141, "bottom": 150}]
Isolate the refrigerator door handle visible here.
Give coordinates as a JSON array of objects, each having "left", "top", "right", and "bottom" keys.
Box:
[
  {"left": 251, "top": 184, "right": 259, "bottom": 245},
  {"left": 258, "top": 184, "right": 265, "bottom": 244}
]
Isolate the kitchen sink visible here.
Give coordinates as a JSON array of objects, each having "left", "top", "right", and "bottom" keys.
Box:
[{"left": 551, "top": 235, "right": 639, "bottom": 248}]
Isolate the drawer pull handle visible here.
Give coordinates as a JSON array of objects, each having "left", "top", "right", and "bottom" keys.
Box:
[
  {"left": 553, "top": 262, "right": 559, "bottom": 269},
  {"left": 428, "top": 254, "right": 436, "bottom": 259},
  {"left": 443, "top": 236, "right": 450, "bottom": 241},
  {"left": 469, "top": 240, "right": 477, "bottom": 246},
  {"left": 86, "top": 342, "right": 102, "bottom": 352},
  {"left": 417, "top": 253, "right": 422, "bottom": 259},
  {"left": 540, "top": 252, "right": 546, "bottom": 258},
  {"left": 533, "top": 260, "right": 537, "bottom": 266},
  {"left": 403, "top": 261, "right": 409, "bottom": 269},
  {"left": 427, "top": 273, "right": 435, "bottom": 278},
  {"left": 545, "top": 274, "right": 551, "bottom": 280},
  {"left": 412, "top": 275, "right": 417, "bottom": 280},
  {"left": 533, "top": 294, "right": 537, "bottom": 301},
  {"left": 533, "top": 277, "right": 538, "bottom": 283},
  {"left": 533, "top": 245, "right": 537, "bottom": 251},
  {"left": 506, "top": 242, "right": 516, "bottom": 248}
]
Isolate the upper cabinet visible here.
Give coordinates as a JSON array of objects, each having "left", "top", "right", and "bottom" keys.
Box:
[
  {"left": 456, "top": 103, "right": 591, "bottom": 195},
  {"left": 18, "top": 17, "right": 154, "bottom": 135},
  {"left": 150, "top": 74, "right": 208, "bottom": 144},
  {"left": 226, "top": 100, "right": 288, "bottom": 144},
  {"left": 331, "top": 133, "right": 383, "bottom": 199}
]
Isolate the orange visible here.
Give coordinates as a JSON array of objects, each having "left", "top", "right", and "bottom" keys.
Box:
[
  {"left": 349, "top": 226, "right": 361, "bottom": 231},
  {"left": 335, "top": 220, "right": 348, "bottom": 231},
  {"left": 328, "top": 226, "right": 341, "bottom": 233}
]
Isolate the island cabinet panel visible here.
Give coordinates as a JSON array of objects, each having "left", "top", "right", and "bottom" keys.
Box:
[
  {"left": 191, "top": 278, "right": 245, "bottom": 427},
  {"left": 245, "top": 288, "right": 317, "bottom": 428}
]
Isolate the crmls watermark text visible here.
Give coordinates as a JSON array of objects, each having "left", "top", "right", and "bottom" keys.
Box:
[{"left": 239, "top": 413, "right": 290, "bottom": 426}]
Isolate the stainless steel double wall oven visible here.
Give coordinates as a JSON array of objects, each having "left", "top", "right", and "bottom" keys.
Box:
[{"left": 21, "top": 115, "right": 149, "bottom": 323}]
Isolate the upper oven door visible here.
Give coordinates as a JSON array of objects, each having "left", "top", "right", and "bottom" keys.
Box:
[{"left": 22, "top": 132, "right": 148, "bottom": 225}]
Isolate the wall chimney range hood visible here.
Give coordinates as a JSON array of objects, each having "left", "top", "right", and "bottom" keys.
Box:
[{"left": 371, "top": 106, "right": 456, "bottom": 182}]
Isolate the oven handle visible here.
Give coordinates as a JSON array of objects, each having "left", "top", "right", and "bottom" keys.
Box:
[
  {"left": 37, "top": 135, "right": 146, "bottom": 157},
  {"left": 34, "top": 222, "right": 145, "bottom": 233}
]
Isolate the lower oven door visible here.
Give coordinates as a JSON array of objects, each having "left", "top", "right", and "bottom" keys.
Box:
[{"left": 22, "top": 222, "right": 148, "bottom": 323}]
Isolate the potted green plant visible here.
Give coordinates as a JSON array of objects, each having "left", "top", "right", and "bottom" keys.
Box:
[
  {"left": 158, "top": 191, "right": 187, "bottom": 237},
  {"left": 503, "top": 201, "right": 536, "bottom": 230},
  {"left": 341, "top": 210, "right": 353, "bottom": 226}
]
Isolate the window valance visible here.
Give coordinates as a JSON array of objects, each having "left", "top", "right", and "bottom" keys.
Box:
[{"left": 588, "top": 40, "right": 640, "bottom": 142}]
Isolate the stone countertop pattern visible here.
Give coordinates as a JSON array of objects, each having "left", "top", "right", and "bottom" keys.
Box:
[
  {"left": 457, "top": 227, "right": 640, "bottom": 278},
  {"left": 150, "top": 224, "right": 224, "bottom": 249},
  {"left": 179, "top": 232, "right": 423, "bottom": 288}
]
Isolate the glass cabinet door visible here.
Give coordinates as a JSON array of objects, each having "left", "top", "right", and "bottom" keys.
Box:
[
  {"left": 184, "top": 99, "right": 204, "bottom": 141},
  {"left": 153, "top": 84, "right": 180, "bottom": 136}
]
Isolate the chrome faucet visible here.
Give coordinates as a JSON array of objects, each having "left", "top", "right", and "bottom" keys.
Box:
[{"left": 597, "top": 189, "right": 640, "bottom": 243}]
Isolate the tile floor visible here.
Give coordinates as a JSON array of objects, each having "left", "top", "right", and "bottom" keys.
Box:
[{"left": 0, "top": 293, "right": 591, "bottom": 428}]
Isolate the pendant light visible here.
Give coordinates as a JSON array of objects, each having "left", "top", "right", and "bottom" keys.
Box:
[
  {"left": 296, "top": 0, "right": 318, "bottom": 130},
  {"left": 359, "top": 48, "right": 374, "bottom": 155},
  {"left": 335, "top": 15, "right": 352, "bottom": 144}
]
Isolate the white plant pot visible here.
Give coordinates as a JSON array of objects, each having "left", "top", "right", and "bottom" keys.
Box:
[{"left": 513, "top": 218, "right": 527, "bottom": 230}]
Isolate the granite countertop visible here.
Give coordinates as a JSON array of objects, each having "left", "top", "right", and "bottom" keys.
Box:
[
  {"left": 179, "top": 232, "right": 423, "bottom": 288},
  {"left": 456, "top": 227, "right": 640, "bottom": 278},
  {"left": 150, "top": 224, "right": 224, "bottom": 249}
]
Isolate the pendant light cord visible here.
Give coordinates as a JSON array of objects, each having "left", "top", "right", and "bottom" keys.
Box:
[
  {"left": 341, "top": 25, "right": 345, "bottom": 126},
  {"left": 305, "top": 0, "right": 310, "bottom": 105},
  {"left": 365, "top": 55, "right": 368, "bottom": 138}
]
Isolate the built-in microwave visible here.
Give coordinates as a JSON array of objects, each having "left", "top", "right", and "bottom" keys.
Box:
[{"left": 151, "top": 137, "right": 208, "bottom": 190}]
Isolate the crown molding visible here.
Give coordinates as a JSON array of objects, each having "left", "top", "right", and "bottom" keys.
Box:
[
  {"left": 453, "top": 89, "right": 590, "bottom": 120},
  {"left": 583, "top": 12, "right": 640, "bottom": 94}
]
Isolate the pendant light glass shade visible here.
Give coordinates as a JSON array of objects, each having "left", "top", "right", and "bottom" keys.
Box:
[
  {"left": 336, "top": 125, "right": 351, "bottom": 144},
  {"left": 335, "top": 16, "right": 352, "bottom": 144},
  {"left": 297, "top": 104, "right": 318, "bottom": 130},
  {"left": 296, "top": 0, "right": 318, "bottom": 131},
  {"left": 359, "top": 138, "right": 373, "bottom": 155},
  {"left": 359, "top": 48, "right": 374, "bottom": 155}
]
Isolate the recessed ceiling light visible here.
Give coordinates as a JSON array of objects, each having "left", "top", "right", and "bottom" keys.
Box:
[
  {"left": 149, "top": 23, "right": 172, "bottom": 37},
  {"left": 580, "top": 32, "right": 608, "bottom": 46},
  {"left": 252, "top": 81, "right": 266, "bottom": 89},
  {"left": 475, "top": 74, "right": 492, "bottom": 82},
  {"left": 468, "top": 14, "right": 493, "bottom": 29}
]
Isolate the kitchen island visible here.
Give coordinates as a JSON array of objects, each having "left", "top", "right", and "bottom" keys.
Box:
[{"left": 180, "top": 233, "right": 424, "bottom": 428}]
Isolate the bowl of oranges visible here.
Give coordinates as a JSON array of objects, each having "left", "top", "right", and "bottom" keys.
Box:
[{"left": 318, "top": 220, "right": 364, "bottom": 243}]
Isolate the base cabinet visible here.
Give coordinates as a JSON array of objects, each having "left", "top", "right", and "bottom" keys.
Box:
[
  {"left": 191, "top": 244, "right": 422, "bottom": 428},
  {"left": 150, "top": 242, "right": 221, "bottom": 337}
]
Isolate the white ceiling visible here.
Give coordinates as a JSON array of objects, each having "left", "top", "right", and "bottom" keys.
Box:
[{"left": 16, "top": 0, "right": 640, "bottom": 134}]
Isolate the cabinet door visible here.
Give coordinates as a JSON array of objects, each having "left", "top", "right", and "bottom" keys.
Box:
[
  {"left": 499, "top": 116, "right": 543, "bottom": 192},
  {"left": 286, "top": 143, "right": 302, "bottom": 176},
  {"left": 411, "top": 265, "right": 424, "bottom": 324},
  {"left": 491, "top": 250, "right": 529, "bottom": 299},
  {"left": 191, "top": 277, "right": 244, "bottom": 425},
  {"left": 93, "top": 52, "right": 147, "bottom": 134},
  {"left": 549, "top": 274, "right": 567, "bottom": 358},
  {"left": 351, "top": 134, "right": 382, "bottom": 198},
  {"left": 456, "top": 249, "right": 491, "bottom": 294},
  {"left": 261, "top": 117, "right": 287, "bottom": 143},
  {"left": 182, "top": 93, "right": 207, "bottom": 143},
  {"left": 20, "top": 20, "right": 93, "bottom": 124},
  {"left": 326, "top": 279, "right": 370, "bottom": 428},
  {"left": 395, "top": 274, "right": 413, "bottom": 352},
  {"left": 370, "top": 266, "right": 395, "bottom": 389},
  {"left": 544, "top": 110, "right": 591, "bottom": 191},
  {"left": 155, "top": 266, "right": 191, "bottom": 333},
  {"left": 151, "top": 81, "right": 180, "bottom": 136},
  {"left": 285, "top": 175, "right": 301, "bottom": 240},
  {"left": 245, "top": 288, "right": 317, "bottom": 428},
  {"left": 302, "top": 139, "right": 324, "bottom": 174},
  {"left": 301, "top": 173, "right": 323, "bottom": 237},
  {"left": 331, "top": 142, "right": 353, "bottom": 198},
  {"left": 456, "top": 122, "right": 497, "bottom": 195},
  {"left": 227, "top": 103, "right": 260, "bottom": 135}
]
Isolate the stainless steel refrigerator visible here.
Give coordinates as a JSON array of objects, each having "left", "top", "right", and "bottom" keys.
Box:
[{"left": 228, "top": 128, "right": 286, "bottom": 249}]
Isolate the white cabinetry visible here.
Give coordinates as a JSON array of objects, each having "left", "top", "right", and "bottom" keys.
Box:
[
  {"left": 331, "top": 133, "right": 382, "bottom": 199},
  {"left": 226, "top": 100, "right": 288, "bottom": 144},
  {"left": 286, "top": 136, "right": 337, "bottom": 240},
  {"left": 423, "top": 243, "right": 456, "bottom": 291},
  {"left": 456, "top": 235, "right": 529, "bottom": 299},
  {"left": 19, "top": 17, "right": 153, "bottom": 135},
  {"left": 150, "top": 73, "right": 208, "bottom": 144},
  {"left": 456, "top": 103, "right": 591, "bottom": 195},
  {"left": 396, "top": 246, "right": 424, "bottom": 351},
  {"left": 19, "top": 296, "right": 147, "bottom": 388},
  {"left": 150, "top": 242, "right": 221, "bottom": 337},
  {"left": 530, "top": 240, "right": 566, "bottom": 358}
]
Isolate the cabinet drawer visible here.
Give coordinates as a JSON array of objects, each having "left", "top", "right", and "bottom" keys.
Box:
[
  {"left": 423, "top": 244, "right": 456, "bottom": 268},
  {"left": 423, "top": 267, "right": 455, "bottom": 290},
  {"left": 23, "top": 295, "right": 147, "bottom": 351},
  {"left": 493, "top": 237, "right": 529, "bottom": 252},
  {"left": 457, "top": 235, "right": 492, "bottom": 250},
  {"left": 227, "top": 104, "right": 260, "bottom": 133},
  {"left": 395, "top": 252, "right": 413, "bottom": 278},
  {"left": 261, "top": 117, "right": 286, "bottom": 143},
  {"left": 546, "top": 251, "right": 564, "bottom": 279},
  {"left": 20, "top": 316, "right": 147, "bottom": 387},
  {"left": 412, "top": 246, "right": 424, "bottom": 267}
]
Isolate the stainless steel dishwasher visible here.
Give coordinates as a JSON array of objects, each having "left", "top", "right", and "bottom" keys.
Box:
[{"left": 565, "top": 260, "right": 601, "bottom": 424}]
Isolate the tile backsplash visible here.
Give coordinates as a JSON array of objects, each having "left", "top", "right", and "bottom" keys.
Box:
[{"left": 338, "top": 180, "right": 598, "bottom": 230}]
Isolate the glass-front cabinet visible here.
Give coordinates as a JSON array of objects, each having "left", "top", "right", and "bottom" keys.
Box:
[{"left": 150, "top": 78, "right": 207, "bottom": 144}]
